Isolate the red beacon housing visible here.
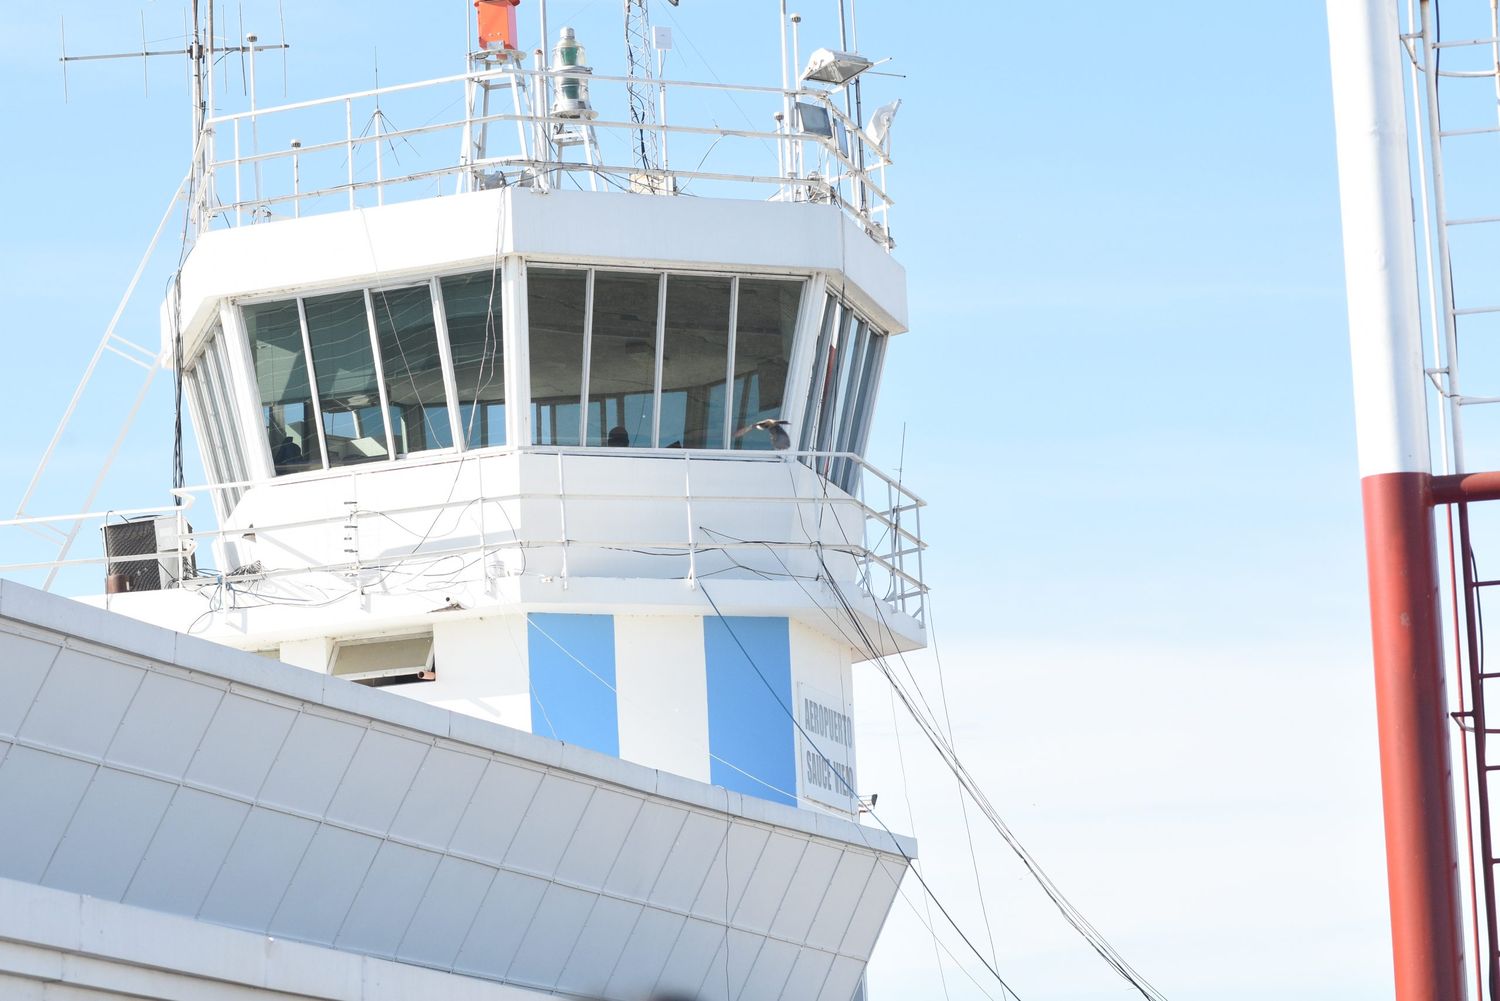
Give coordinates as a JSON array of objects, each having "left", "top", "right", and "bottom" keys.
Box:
[{"left": 475, "top": 0, "right": 521, "bottom": 52}]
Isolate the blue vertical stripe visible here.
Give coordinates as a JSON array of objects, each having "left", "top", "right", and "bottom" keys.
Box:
[
  {"left": 527, "top": 613, "right": 619, "bottom": 757},
  {"left": 703, "top": 616, "right": 796, "bottom": 806}
]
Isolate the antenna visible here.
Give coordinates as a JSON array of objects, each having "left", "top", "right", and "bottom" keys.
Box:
[
  {"left": 58, "top": 2, "right": 288, "bottom": 159},
  {"left": 59, "top": 10, "right": 192, "bottom": 104}
]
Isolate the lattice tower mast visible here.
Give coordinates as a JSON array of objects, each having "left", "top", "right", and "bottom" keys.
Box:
[{"left": 624, "top": 0, "right": 661, "bottom": 173}]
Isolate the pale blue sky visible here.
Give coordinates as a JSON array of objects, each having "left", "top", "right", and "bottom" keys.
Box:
[{"left": 0, "top": 3, "right": 1386, "bottom": 999}]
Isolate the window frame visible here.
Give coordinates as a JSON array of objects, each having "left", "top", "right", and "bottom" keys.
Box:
[
  {"left": 796, "top": 291, "right": 889, "bottom": 488},
  {"left": 369, "top": 279, "right": 462, "bottom": 456},
  {"left": 232, "top": 263, "right": 830, "bottom": 481},
  {"left": 524, "top": 261, "right": 805, "bottom": 451}
]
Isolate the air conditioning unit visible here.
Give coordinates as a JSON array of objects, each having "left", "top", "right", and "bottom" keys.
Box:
[{"left": 102, "top": 516, "right": 196, "bottom": 593}]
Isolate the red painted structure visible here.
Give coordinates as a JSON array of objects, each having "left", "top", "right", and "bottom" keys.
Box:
[
  {"left": 1363, "top": 472, "right": 1465, "bottom": 1001},
  {"left": 475, "top": 0, "right": 521, "bottom": 51}
]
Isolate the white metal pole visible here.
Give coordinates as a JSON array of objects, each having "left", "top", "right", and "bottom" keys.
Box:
[
  {"left": 1328, "top": 0, "right": 1429, "bottom": 481},
  {"left": 658, "top": 47, "right": 671, "bottom": 176},
  {"left": 247, "top": 33, "right": 261, "bottom": 206},
  {"left": 291, "top": 139, "right": 302, "bottom": 217},
  {"left": 539, "top": 0, "right": 552, "bottom": 157},
  {"left": 204, "top": 0, "right": 215, "bottom": 221},
  {"left": 346, "top": 98, "right": 356, "bottom": 209},
  {"left": 779, "top": 0, "right": 791, "bottom": 190},
  {"left": 791, "top": 12, "right": 802, "bottom": 178},
  {"left": 375, "top": 93, "right": 385, "bottom": 206}
]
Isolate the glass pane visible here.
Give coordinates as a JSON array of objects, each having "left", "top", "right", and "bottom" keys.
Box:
[
  {"left": 835, "top": 321, "right": 870, "bottom": 455},
  {"left": 304, "top": 291, "right": 389, "bottom": 467},
  {"left": 442, "top": 272, "right": 507, "bottom": 448},
  {"left": 799, "top": 295, "right": 839, "bottom": 452},
  {"left": 848, "top": 330, "right": 886, "bottom": 458},
  {"left": 588, "top": 271, "right": 660, "bottom": 448},
  {"left": 659, "top": 275, "right": 731, "bottom": 448},
  {"left": 245, "top": 300, "right": 322, "bottom": 475},
  {"left": 527, "top": 268, "right": 588, "bottom": 445},
  {"left": 185, "top": 367, "right": 222, "bottom": 486},
  {"left": 189, "top": 343, "right": 227, "bottom": 486},
  {"left": 814, "top": 304, "right": 854, "bottom": 455},
  {"left": 373, "top": 285, "right": 450, "bottom": 454},
  {"left": 208, "top": 332, "right": 248, "bottom": 485},
  {"left": 731, "top": 279, "right": 801, "bottom": 450}
]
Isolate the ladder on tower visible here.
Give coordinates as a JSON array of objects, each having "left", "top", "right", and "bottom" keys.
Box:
[
  {"left": 1457, "top": 508, "right": 1500, "bottom": 1001},
  {"left": 1410, "top": 2, "right": 1500, "bottom": 997}
]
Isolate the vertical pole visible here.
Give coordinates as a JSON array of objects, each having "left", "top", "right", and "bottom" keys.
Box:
[
  {"left": 204, "top": 0, "right": 215, "bottom": 228},
  {"left": 190, "top": 0, "right": 203, "bottom": 160},
  {"left": 1326, "top": 2, "right": 1465, "bottom": 1000},
  {"left": 539, "top": 0, "right": 553, "bottom": 168},
  {"left": 346, "top": 98, "right": 356, "bottom": 209},
  {"left": 247, "top": 33, "right": 261, "bottom": 206},
  {"left": 233, "top": 120, "right": 242, "bottom": 226},
  {"left": 658, "top": 47, "right": 670, "bottom": 177},
  {"left": 848, "top": 0, "right": 867, "bottom": 214},
  {"left": 291, "top": 140, "right": 302, "bottom": 217},
  {"left": 779, "top": 0, "right": 791, "bottom": 191},
  {"left": 374, "top": 96, "right": 385, "bottom": 206},
  {"left": 791, "top": 13, "right": 803, "bottom": 179}
]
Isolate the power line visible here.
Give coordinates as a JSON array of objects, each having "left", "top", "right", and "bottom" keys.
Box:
[
  {"left": 695, "top": 582, "right": 1027, "bottom": 1001},
  {"left": 735, "top": 462, "right": 1169, "bottom": 1000}
]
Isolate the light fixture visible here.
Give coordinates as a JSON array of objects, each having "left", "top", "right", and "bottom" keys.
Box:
[
  {"left": 794, "top": 101, "right": 833, "bottom": 139},
  {"left": 800, "top": 48, "right": 872, "bottom": 86},
  {"left": 863, "top": 98, "right": 901, "bottom": 152},
  {"left": 552, "top": 27, "right": 597, "bottom": 121}
]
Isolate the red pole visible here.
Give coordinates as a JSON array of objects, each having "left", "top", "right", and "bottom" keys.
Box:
[{"left": 1362, "top": 473, "right": 1464, "bottom": 1001}]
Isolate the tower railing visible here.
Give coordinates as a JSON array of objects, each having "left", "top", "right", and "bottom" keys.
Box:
[
  {"left": 194, "top": 65, "right": 896, "bottom": 250},
  {"left": 0, "top": 448, "right": 926, "bottom": 625}
]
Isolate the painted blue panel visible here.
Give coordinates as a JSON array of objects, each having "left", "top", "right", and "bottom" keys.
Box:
[
  {"left": 704, "top": 616, "right": 797, "bottom": 807},
  {"left": 527, "top": 613, "right": 619, "bottom": 757}
]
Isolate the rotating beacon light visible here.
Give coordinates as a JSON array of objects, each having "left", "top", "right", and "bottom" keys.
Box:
[
  {"left": 475, "top": 0, "right": 522, "bottom": 52},
  {"left": 552, "top": 27, "right": 596, "bottom": 120}
]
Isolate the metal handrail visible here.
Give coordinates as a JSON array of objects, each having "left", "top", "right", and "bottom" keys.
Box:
[
  {"left": 194, "top": 64, "right": 895, "bottom": 247},
  {"left": 0, "top": 448, "right": 926, "bottom": 619}
]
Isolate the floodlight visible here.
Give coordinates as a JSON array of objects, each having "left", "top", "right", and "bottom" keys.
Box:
[
  {"left": 863, "top": 99, "right": 901, "bottom": 151},
  {"left": 795, "top": 102, "right": 833, "bottom": 138},
  {"left": 801, "top": 48, "right": 872, "bottom": 85}
]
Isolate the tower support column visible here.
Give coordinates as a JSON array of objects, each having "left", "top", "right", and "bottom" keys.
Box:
[{"left": 1327, "top": 1, "right": 1464, "bottom": 998}]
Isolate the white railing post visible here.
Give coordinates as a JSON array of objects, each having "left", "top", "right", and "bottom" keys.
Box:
[
  {"left": 374, "top": 102, "right": 385, "bottom": 206},
  {"left": 461, "top": 74, "right": 474, "bottom": 193},
  {"left": 346, "top": 98, "right": 356, "bottom": 209},
  {"left": 556, "top": 450, "right": 570, "bottom": 587},
  {"left": 291, "top": 139, "right": 302, "bottom": 218},
  {"left": 232, "top": 120, "right": 242, "bottom": 226},
  {"left": 683, "top": 453, "right": 697, "bottom": 587}
]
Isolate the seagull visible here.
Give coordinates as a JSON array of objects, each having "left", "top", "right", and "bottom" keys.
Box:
[{"left": 735, "top": 418, "right": 792, "bottom": 451}]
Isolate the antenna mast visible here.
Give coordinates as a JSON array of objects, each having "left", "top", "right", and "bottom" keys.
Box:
[
  {"left": 623, "top": 0, "right": 677, "bottom": 178},
  {"left": 623, "top": 0, "right": 659, "bottom": 174}
]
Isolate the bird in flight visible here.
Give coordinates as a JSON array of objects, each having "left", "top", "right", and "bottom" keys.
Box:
[{"left": 735, "top": 418, "right": 792, "bottom": 450}]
